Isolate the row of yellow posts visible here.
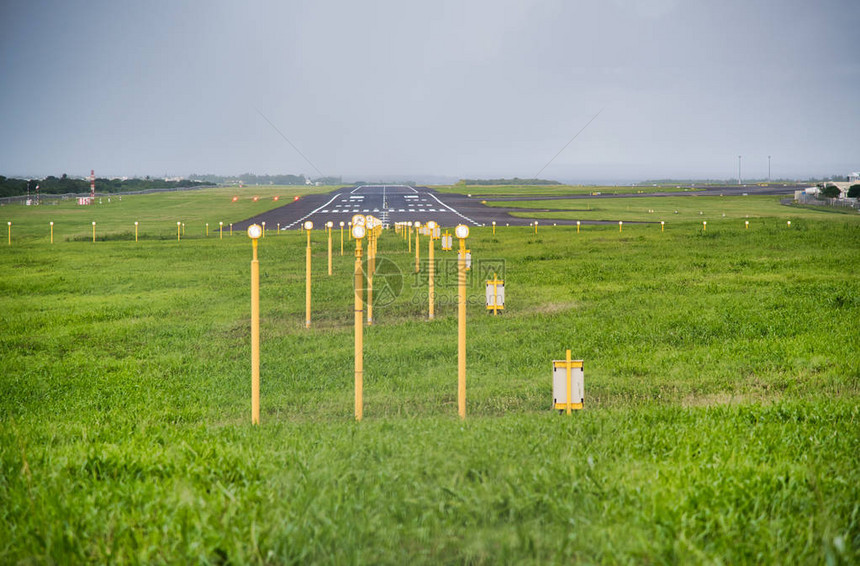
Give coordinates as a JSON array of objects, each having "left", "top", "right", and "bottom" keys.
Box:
[
  {"left": 247, "top": 217, "right": 472, "bottom": 425},
  {"left": 3, "top": 218, "right": 782, "bottom": 246}
]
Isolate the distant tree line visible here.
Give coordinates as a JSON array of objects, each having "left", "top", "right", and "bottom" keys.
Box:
[
  {"left": 190, "top": 173, "right": 338, "bottom": 185},
  {"left": 0, "top": 174, "right": 213, "bottom": 198},
  {"left": 458, "top": 178, "right": 561, "bottom": 186}
]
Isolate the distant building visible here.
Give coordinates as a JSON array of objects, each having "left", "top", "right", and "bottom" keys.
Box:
[{"left": 849, "top": 172, "right": 860, "bottom": 183}]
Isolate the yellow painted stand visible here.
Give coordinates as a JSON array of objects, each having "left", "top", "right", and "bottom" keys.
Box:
[{"left": 553, "top": 351, "right": 583, "bottom": 414}]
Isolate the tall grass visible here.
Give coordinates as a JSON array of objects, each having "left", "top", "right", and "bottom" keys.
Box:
[{"left": 1, "top": 200, "right": 858, "bottom": 563}]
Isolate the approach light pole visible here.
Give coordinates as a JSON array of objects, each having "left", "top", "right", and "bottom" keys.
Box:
[
  {"left": 326, "top": 221, "right": 333, "bottom": 276},
  {"left": 304, "top": 221, "right": 313, "bottom": 328},
  {"left": 427, "top": 220, "right": 437, "bottom": 320},
  {"left": 248, "top": 223, "right": 262, "bottom": 424},
  {"left": 339, "top": 221, "right": 345, "bottom": 255},
  {"left": 455, "top": 224, "right": 470, "bottom": 420},
  {"left": 352, "top": 215, "right": 367, "bottom": 421}
]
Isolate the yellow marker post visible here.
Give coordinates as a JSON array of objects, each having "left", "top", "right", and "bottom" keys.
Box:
[
  {"left": 619, "top": 221, "right": 623, "bottom": 233},
  {"left": 50, "top": 222, "right": 54, "bottom": 244},
  {"left": 206, "top": 223, "right": 209, "bottom": 237},
  {"left": 577, "top": 220, "right": 581, "bottom": 233},
  {"left": 353, "top": 222, "right": 366, "bottom": 421},
  {"left": 248, "top": 224, "right": 262, "bottom": 425},
  {"left": 92, "top": 221, "right": 96, "bottom": 243},
  {"left": 177, "top": 221, "right": 181, "bottom": 241},
  {"left": 326, "top": 221, "right": 333, "bottom": 275},
  {"left": 745, "top": 220, "right": 749, "bottom": 230},
  {"left": 351, "top": 215, "right": 367, "bottom": 420},
  {"left": 304, "top": 221, "right": 313, "bottom": 328},
  {"left": 230, "top": 223, "right": 233, "bottom": 236},
  {"left": 339, "top": 221, "right": 345, "bottom": 256},
  {"left": 366, "top": 216, "right": 377, "bottom": 325},
  {"left": 455, "top": 224, "right": 469, "bottom": 419},
  {"left": 703, "top": 221, "right": 707, "bottom": 232},
  {"left": 219, "top": 221, "right": 223, "bottom": 240},
  {"left": 492, "top": 221, "right": 496, "bottom": 235},
  {"left": 427, "top": 221, "right": 437, "bottom": 320},
  {"left": 414, "top": 222, "right": 420, "bottom": 273},
  {"left": 261, "top": 222, "right": 266, "bottom": 238},
  {"left": 787, "top": 220, "right": 791, "bottom": 228},
  {"left": 277, "top": 223, "right": 280, "bottom": 234},
  {"left": 7, "top": 222, "right": 11, "bottom": 245},
  {"left": 534, "top": 221, "right": 538, "bottom": 235},
  {"left": 661, "top": 221, "right": 664, "bottom": 232},
  {"left": 565, "top": 350, "right": 572, "bottom": 415},
  {"left": 134, "top": 221, "right": 138, "bottom": 242},
  {"left": 182, "top": 223, "right": 185, "bottom": 236},
  {"left": 407, "top": 222, "right": 412, "bottom": 251}
]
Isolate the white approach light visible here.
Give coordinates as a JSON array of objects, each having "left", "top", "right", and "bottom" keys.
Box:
[
  {"left": 352, "top": 224, "right": 366, "bottom": 239},
  {"left": 427, "top": 220, "right": 437, "bottom": 230},
  {"left": 248, "top": 224, "right": 263, "bottom": 239},
  {"left": 339, "top": 221, "right": 345, "bottom": 227},
  {"left": 455, "top": 225, "right": 469, "bottom": 239},
  {"left": 352, "top": 214, "right": 366, "bottom": 227},
  {"left": 304, "top": 221, "right": 313, "bottom": 230},
  {"left": 326, "top": 221, "right": 333, "bottom": 228}
]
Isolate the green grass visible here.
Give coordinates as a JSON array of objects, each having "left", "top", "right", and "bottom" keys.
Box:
[
  {"left": 486, "top": 194, "right": 858, "bottom": 223},
  {"left": 1, "top": 192, "right": 859, "bottom": 563},
  {"left": 0, "top": 185, "right": 338, "bottom": 241},
  {"left": 432, "top": 184, "right": 698, "bottom": 197}
]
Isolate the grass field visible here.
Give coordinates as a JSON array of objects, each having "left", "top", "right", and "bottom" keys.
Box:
[
  {"left": 485, "top": 194, "right": 858, "bottom": 223},
  {"left": 431, "top": 184, "right": 698, "bottom": 197},
  {"left": 0, "top": 185, "right": 337, "bottom": 242},
  {"left": 1, "top": 188, "right": 859, "bottom": 563}
]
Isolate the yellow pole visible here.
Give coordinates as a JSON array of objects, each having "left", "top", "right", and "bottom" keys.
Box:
[
  {"left": 177, "top": 222, "right": 181, "bottom": 241},
  {"left": 367, "top": 230, "right": 374, "bottom": 325},
  {"left": 50, "top": 222, "right": 54, "bottom": 244},
  {"left": 415, "top": 227, "right": 420, "bottom": 273},
  {"left": 355, "top": 236, "right": 364, "bottom": 421},
  {"left": 619, "top": 221, "right": 623, "bottom": 233},
  {"left": 408, "top": 225, "right": 411, "bottom": 252},
  {"left": 534, "top": 222, "right": 537, "bottom": 234},
  {"left": 262, "top": 222, "right": 266, "bottom": 238},
  {"left": 327, "top": 225, "right": 333, "bottom": 276},
  {"left": 661, "top": 221, "right": 664, "bottom": 232},
  {"left": 703, "top": 221, "right": 707, "bottom": 232},
  {"left": 306, "top": 228, "right": 312, "bottom": 328},
  {"left": 206, "top": 223, "right": 209, "bottom": 237},
  {"left": 230, "top": 223, "right": 233, "bottom": 236},
  {"left": 492, "top": 222, "right": 496, "bottom": 235},
  {"left": 220, "top": 222, "right": 223, "bottom": 240},
  {"left": 277, "top": 223, "right": 280, "bottom": 234},
  {"left": 745, "top": 220, "right": 749, "bottom": 230},
  {"left": 577, "top": 221, "right": 581, "bottom": 233},
  {"left": 251, "top": 237, "right": 260, "bottom": 425},
  {"left": 7, "top": 222, "right": 11, "bottom": 245},
  {"left": 428, "top": 234, "right": 435, "bottom": 320},
  {"left": 493, "top": 273, "right": 498, "bottom": 316},
  {"left": 458, "top": 237, "right": 466, "bottom": 420},
  {"left": 565, "top": 349, "right": 572, "bottom": 415},
  {"left": 340, "top": 224, "right": 344, "bottom": 255},
  {"left": 92, "top": 222, "right": 96, "bottom": 243}
]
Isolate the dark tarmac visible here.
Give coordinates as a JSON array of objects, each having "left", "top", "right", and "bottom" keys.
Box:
[{"left": 234, "top": 183, "right": 805, "bottom": 231}]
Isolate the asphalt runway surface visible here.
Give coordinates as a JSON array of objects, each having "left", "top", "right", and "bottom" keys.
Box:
[{"left": 235, "top": 183, "right": 806, "bottom": 231}]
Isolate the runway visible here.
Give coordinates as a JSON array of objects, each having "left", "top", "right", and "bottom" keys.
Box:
[{"left": 234, "top": 183, "right": 806, "bottom": 231}]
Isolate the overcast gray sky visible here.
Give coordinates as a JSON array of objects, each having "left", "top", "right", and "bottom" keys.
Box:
[{"left": 1, "top": 0, "right": 858, "bottom": 182}]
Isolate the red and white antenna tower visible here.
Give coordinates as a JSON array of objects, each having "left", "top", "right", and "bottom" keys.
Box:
[{"left": 90, "top": 170, "right": 95, "bottom": 201}]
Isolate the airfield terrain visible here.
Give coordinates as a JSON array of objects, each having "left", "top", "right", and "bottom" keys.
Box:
[{"left": 1, "top": 184, "right": 857, "bottom": 563}]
